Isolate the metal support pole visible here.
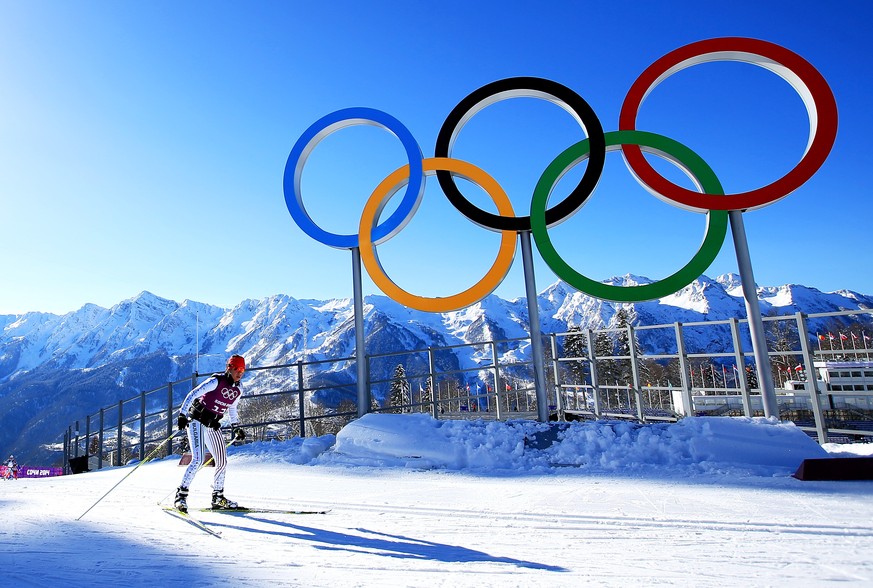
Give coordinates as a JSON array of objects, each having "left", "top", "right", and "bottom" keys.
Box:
[
  {"left": 674, "top": 323, "right": 694, "bottom": 417},
  {"left": 351, "top": 247, "right": 369, "bottom": 418},
  {"left": 729, "top": 210, "right": 778, "bottom": 417},
  {"left": 729, "top": 318, "right": 753, "bottom": 416},
  {"left": 74, "top": 420, "right": 80, "bottom": 459},
  {"left": 519, "top": 231, "right": 548, "bottom": 422},
  {"left": 795, "top": 312, "right": 828, "bottom": 443}
]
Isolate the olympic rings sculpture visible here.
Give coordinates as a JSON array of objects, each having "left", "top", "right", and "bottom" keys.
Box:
[{"left": 284, "top": 37, "right": 837, "bottom": 311}]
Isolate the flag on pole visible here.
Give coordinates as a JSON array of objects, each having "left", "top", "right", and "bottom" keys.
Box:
[
  {"left": 852, "top": 333, "right": 859, "bottom": 339},
  {"left": 840, "top": 333, "right": 848, "bottom": 341},
  {"left": 794, "top": 365, "right": 803, "bottom": 371},
  {"left": 828, "top": 333, "right": 835, "bottom": 340}
]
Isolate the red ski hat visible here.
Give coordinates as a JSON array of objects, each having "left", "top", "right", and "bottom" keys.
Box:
[{"left": 226, "top": 355, "right": 246, "bottom": 372}]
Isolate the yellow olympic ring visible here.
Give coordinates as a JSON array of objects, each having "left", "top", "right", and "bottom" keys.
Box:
[{"left": 358, "top": 158, "right": 517, "bottom": 312}]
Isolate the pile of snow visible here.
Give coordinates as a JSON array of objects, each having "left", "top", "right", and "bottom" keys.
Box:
[{"left": 239, "top": 414, "right": 831, "bottom": 477}]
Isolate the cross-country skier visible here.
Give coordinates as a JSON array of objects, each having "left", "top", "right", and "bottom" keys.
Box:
[
  {"left": 174, "top": 355, "right": 247, "bottom": 512},
  {"left": 3, "top": 455, "right": 18, "bottom": 480}
]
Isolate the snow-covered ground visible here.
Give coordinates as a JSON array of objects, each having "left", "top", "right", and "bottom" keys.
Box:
[{"left": 2, "top": 414, "right": 872, "bottom": 587}]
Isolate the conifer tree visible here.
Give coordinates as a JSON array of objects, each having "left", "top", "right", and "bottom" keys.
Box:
[
  {"left": 420, "top": 378, "right": 433, "bottom": 412},
  {"left": 388, "top": 364, "right": 411, "bottom": 413},
  {"left": 594, "top": 330, "right": 622, "bottom": 407},
  {"left": 614, "top": 307, "right": 649, "bottom": 385},
  {"left": 564, "top": 326, "right": 588, "bottom": 385},
  {"left": 594, "top": 331, "right": 621, "bottom": 384}
]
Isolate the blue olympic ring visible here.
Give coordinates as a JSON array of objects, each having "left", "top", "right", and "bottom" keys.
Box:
[{"left": 283, "top": 107, "right": 424, "bottom": 249}]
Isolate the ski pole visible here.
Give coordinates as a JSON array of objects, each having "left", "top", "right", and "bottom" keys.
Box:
[{"left": 76, "top": 429, "right": 183, "bottom": 521}]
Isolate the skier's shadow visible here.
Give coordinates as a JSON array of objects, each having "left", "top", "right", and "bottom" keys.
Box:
[{"left": 209, "top": 516, "right": 566, "bottom": 571}]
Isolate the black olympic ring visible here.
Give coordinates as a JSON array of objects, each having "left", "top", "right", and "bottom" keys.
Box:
[{"left": 434, "top": 77, "right": 606, "bottom": 232}]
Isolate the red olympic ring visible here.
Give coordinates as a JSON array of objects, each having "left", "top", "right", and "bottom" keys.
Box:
[{"left": 619, "top": 37, "right": 838, "bottom": 212}]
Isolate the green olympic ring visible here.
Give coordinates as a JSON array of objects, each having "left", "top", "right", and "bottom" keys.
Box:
[{"left": 530, "top": 130, "right": 729, "bottom": 302}]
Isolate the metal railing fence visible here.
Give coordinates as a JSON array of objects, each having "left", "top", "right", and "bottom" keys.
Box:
[{"left": 63, "top": 308, "right": 873, "bottom": 472}]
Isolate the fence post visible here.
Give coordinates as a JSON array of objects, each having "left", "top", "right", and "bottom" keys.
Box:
[
  {"left": 116, "top": 400, "right": 123, "bottom": 466},
  {"left": 490, "top": 341, "right": 502, "bottom": 419},
  {"left": 74, "top": 420, "right": 80, "bottom": 459},
  {"left": 585, "top": 329, "right": 602, "bottom": 418},
  {"left": 98, "top": 408, "right": 104, "bottom": 470},
  {"left": 64, "top": 427, "right": 70, "bottom": 474},
  {"left": 550, "top": 333, "right": 562, "bottom": 421},
  {"left": 85, "top": 415, "right": 91, "bottom": 465},
  {"left": 674, "top": 322, "right": 694, "bottom": 417},
  {"left": 427, "top": 348, "right": 438, "bottom": 419},
  {"left": 795, "top": 312, "right": 829, "bottom": 443},
  {"left": 729, "top": 318, "right": 753, "bottom": 416},
  {"left": 297, "top": 360, "right": 306, "bottom": 437},
  {"left": 139, "top": 390, "right": 146, "bottom": 463},
  {"left": 167, "top": 382, "right": 174, "bottom": 456},
  {"left": 628, "top": 324, "right": 645, "bottom": 422}
]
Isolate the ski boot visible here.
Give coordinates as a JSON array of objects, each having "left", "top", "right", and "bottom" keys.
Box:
[
  {"left": 211, "top": 490, "right": 239, "bottom": 510},
  {"left": 174, "top": 486, "right": 189, "bottom": 513}
]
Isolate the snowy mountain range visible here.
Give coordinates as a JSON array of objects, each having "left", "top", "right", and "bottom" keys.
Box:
[{"left": 2, "top": 273, "right": 872, "bottom": 463}]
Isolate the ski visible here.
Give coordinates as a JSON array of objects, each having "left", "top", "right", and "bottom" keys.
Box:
[
  {"left": 197, "top": 507, "right": 330, "bottom": 515},
  {"left": 162, "top": 507, "right": 223, "bottom": 537}
]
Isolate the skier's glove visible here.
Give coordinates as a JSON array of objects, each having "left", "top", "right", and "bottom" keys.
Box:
[
  {"left": 177, "top": 414, "right": 189, "bottom": 430},
  {"left": 232, "top": 425, "right": 246, "bottom": 441}
]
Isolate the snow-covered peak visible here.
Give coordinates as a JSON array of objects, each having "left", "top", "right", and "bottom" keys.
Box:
[
  {"left": 608, "top": 274, "right": 654, "bottom": 287},
  {"left": 715, "top": 273, "right": 744, "bottom": 292},
  {"left": 2, "top": 275, "right": 872, "bottom": 383}
]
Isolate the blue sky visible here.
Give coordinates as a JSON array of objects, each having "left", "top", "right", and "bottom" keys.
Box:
[{"left": 1, "top": 1, "right": 870, "bottom": 315}]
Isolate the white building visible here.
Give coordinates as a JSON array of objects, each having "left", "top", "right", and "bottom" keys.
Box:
[{"left": 783, "top": 361, "right": 873, "bottom": 410}]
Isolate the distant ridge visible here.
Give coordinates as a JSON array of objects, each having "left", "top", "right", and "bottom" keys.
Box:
[{"left": 1, "top": 274, "right": 871, "bottom": 461}]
